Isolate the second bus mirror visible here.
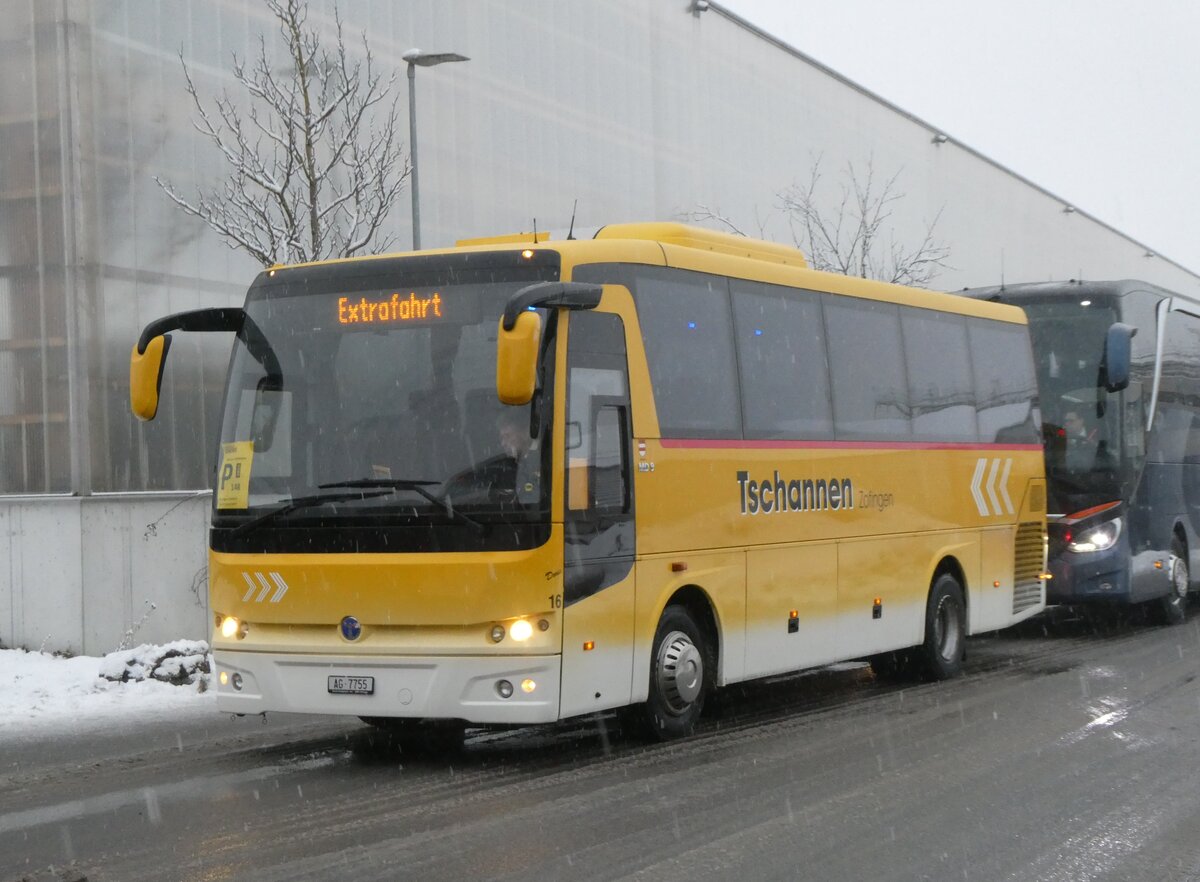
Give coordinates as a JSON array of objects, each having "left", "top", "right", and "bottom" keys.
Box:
[
  {"left": 130, "top": 335, "right": 172, "bottom": 421},
  {"left": 496, "top": 310, "right": 542, "bottom": 405},
  {"left": 1101, "top": 322, "right": 1136, "bottom": 392}
]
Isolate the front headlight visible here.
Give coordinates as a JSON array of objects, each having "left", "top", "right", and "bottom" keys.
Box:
[{"left": 1067, "top": 517, "right": 1122, "bottom": 553}]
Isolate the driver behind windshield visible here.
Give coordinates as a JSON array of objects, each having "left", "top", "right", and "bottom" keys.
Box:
[{"left": 496, "top": 408, "right": 541, "bottom": 503}]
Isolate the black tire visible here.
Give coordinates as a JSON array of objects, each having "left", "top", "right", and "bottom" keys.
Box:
[
  {"left": 1159, "top": 536, "right": 1189, "bottom": 625},
  {"left": 359, "top": 717, "right": 466, "bottom": 754},
  {"left": 916, "top": 573, "right": 966, "bottom": 680},
  {"left": 642, "top": 605, "right": 711, "bottom": 741}
]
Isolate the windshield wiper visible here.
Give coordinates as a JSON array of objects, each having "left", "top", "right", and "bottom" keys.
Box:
[
  {"left": 319, "top": 479, "right": 485, "bottom": 532},
  {"left": 229, "top": 488, "right": 397, "bottom": 538}
]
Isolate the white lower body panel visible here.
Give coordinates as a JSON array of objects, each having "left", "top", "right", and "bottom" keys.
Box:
[{"left": 213, "top": 650, "right": 562, "bottom": 724}]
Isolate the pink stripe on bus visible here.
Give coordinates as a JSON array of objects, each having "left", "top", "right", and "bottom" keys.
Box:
[{"left": 658, "top": 438, "right": 1042, "bottom": 451}]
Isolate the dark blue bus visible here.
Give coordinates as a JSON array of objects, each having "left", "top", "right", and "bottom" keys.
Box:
[{"left": 964, "top": 280, "right": 1198, "bottom": 624}]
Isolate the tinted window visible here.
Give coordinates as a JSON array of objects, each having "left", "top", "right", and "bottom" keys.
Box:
[
  {"left": 1151, "top": 309, "right": 1200, "bottom": 463},
  {"left": 902, "top": 309, "right": 977, "bottom": 442},
  {"left": 825, "top": 298, "right": 911, "bottom": 439},
  {"left": 731, "top": 281, "right": 833, "bottom": 439},
  {"left": 626, "top": 267, "right": 741, "bottom": 438},
  {"left": 969, "top": 319, "right": 1040, "bottom": 443}
]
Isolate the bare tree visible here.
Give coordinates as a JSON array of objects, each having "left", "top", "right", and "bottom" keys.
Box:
[
  {"left": 680, "top": 204, "right": 771, "bottom": 240},
  {"left": 155, "top": 0, "right": 408, "bottom": 267},
  {"left": 778, "top": 156, "right": 950, "bottom": 286}
]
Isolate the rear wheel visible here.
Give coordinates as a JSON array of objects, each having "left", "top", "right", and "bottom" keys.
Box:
[
  {"left": 916, "top": 573, "right": 966, "bottom": 680},
  {"left": 642, "top": 605, "right": 711, "bottom": 740},
  {"left": 1159, "top": 536, "right": 1189, "bottom": 625}
]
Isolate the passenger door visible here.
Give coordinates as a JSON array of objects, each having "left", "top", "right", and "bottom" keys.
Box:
[{"left": 558, "top": 309, "right": 637, "bottom": 718}]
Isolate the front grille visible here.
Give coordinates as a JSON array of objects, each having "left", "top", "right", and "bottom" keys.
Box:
[{"left": 1013, "top": 521, "right": 1044, "bottom": 614}]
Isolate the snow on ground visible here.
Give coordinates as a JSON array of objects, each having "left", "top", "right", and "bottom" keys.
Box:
[
  {"left": 0, "top": 645, "right": 875, "bottom": 744},
  {"left": 0, "top": 643, "right": 216, "bottom": 741}
]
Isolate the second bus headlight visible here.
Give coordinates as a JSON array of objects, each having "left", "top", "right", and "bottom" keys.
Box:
[{"left": 1068, "top": 518, "right": 1122, "bottom": 553}]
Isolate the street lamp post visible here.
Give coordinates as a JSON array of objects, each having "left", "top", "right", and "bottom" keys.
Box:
[{"left": 403, "top": 48, "right": 469, "bottom": 251}]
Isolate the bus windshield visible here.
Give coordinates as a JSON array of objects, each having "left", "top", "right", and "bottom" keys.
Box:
[
  {"left": 1022, "top": 299, "right": 1131, "bottom": 513},
  {"left": 213, "top": 262, "right": 557, "bottom": 534}
]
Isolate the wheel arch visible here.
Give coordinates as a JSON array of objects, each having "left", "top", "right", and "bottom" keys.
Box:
[
  {"left": 1172, "top": 519, "right": 1188, "bottom": 550},
  {"left": 930, "top": 555, "right": 968, "bottom": 633},
  {"left": 661, "top": 584, "right": 721, "bottom": 678}
]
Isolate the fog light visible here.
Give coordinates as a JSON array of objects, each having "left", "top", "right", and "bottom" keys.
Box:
[
  {"left": 219, "top": 671, "right": 229, "bottom": 686},
  {"left": 510, "top": 619, "right": 533, "bottom": 642},
  {"left": 220, "top": 616, "right": 240, "bottom": 639},
  {"left": 521, "top": 678, "right": 536, "bottom": 693},
  {"left": 496, "top": 679, "right": 514, "bottom": 699},
  {"left": 490, "top": 625, "right": 505, "bottom": 643},
  {"left": 231, "top": 673, "right": 244, "bottom": 691}
]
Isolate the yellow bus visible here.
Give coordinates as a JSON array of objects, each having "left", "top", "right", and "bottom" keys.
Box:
[{"left": 131, "top": 223, "right": 1047, "bottom": 742}]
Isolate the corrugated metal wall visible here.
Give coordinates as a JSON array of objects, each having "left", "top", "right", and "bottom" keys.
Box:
[{"left": 0, "top": 0, "right": 1195, "bottom": 651}]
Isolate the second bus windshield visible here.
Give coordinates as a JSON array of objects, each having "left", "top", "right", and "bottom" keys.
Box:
[{"left": 1022, "top": 299, "right": 1131, "bottom": 511}]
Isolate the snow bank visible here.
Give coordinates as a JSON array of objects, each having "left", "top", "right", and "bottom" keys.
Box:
[
  {"left": 99, "top": 639, "right": 211, "bottom": 685},
  {"left": 0, "top": 644, "right": 216, "bottom": 741}
]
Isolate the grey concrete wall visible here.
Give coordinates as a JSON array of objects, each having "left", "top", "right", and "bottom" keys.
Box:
[{"left": 0, "top": 494, "right": 209, "bottom": 655}]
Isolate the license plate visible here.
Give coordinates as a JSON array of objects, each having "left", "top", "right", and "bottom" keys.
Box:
[{"left": 328, "top": 675, "right": 374, "bottom": 695}]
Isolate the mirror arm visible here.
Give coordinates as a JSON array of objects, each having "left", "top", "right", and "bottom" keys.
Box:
[
  {"left": 136, "top": 307, "right": 245, "bottom": 354},
  {"left": 501, "top": 282, "right": 603, "bottom": 331}
]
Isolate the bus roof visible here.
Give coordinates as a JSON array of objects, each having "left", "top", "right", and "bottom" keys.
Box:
[
  {"left": 263, "top": 222, "right": 1029, "bottom": 324},
  {"left": 458, "top": 222, "right": 809, "bottom": 269},
  {"left": 960, "top": 278, "right": 1200, "bottom": 309}
]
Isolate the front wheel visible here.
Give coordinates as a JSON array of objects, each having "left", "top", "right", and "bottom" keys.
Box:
[
  {"left": 916, "top": 573, "right": 966, "bottom": 680},
  {"left": 1159, "top": 537, "right": 1189, "bottom": 625},
  {"left": 642, "top": 606, "right": 711, "bottom": 740}
]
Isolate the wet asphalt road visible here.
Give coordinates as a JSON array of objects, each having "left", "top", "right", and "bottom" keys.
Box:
[{"left": 3, "top": 606, "right": 1200, "bottom": 882}]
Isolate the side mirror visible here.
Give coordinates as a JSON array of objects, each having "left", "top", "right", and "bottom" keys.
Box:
[
  {"left": 1101, "top": 322, "right": 1136, "bottom": 392},
  {"left": 130, "top": 335, "right": 172, "bottom": 421},
  {"left": 130, "top": 306, "right": 246, "bottom": 422},
  {"left": 496, "top": 311, "right": 542, "bottom": 405}
]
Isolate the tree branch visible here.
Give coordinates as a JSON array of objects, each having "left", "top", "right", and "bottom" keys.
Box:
[{"left": 156, "top": 0, "right": 409, "bottom": 266}]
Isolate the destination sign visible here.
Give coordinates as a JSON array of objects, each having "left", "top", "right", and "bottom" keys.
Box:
[{"left": 336, "top": 290, "right": 448, "bottom": 326}]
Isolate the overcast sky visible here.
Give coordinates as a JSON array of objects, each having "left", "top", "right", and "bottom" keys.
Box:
[{"left": 719, "top": 1, "right": 1200, "bottom": 274}]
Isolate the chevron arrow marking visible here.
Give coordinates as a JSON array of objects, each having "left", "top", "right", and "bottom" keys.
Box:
[{"left": 970, "top": 458, "right": 989, "bottom": 516}]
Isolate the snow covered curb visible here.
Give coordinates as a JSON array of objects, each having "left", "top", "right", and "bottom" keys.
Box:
[
  {"left": 0, "top": 643, "right": 217, "bottom": 740},
  {"left": 99, "top": 639, "right": 211, "bottom": 686}
]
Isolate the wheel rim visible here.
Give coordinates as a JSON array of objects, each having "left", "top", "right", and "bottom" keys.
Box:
[
  {"left": 655, "top": 630, "right": 704, "bottom": 715},
  {"left": 1171, "top": 555, "right": 1189, "bottom": 605},
  {"left": 934, "top": 594, "right": 963, "bottom": 662}
]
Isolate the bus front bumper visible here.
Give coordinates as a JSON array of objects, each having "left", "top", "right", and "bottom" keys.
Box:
[
  {"left": 212, "top": 649, "right": 562, "bottom": 725},
  {"left": 1046, "top": 548, "right": 1130, "bottom": 604}
]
